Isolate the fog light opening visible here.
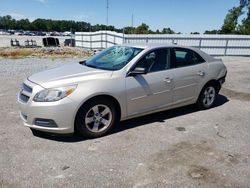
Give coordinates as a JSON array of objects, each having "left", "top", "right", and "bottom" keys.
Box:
[{"left": 34, "top": 118, "right": 58, "bottom": 127}]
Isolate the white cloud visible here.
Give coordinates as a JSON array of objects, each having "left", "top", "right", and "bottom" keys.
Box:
[{"left": 34, "top": 0, "right": 46, "bottom": 3}]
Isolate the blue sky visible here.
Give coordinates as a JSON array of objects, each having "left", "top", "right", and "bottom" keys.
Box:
[{"left": 0, "top": 0, "right": 243, "bottom": 33}]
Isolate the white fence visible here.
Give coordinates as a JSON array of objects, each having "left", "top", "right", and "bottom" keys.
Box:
[
  {"left": 75, "top": 31, "right": 250, "bottom": 56},
  {"left": 75, "top": 31, "right": 124, "bottom": 49}
]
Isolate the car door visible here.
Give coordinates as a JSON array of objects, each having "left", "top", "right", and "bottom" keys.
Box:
[
  {"left": 171, "top": 48, "right": 207, "bottom": 104},
  {"left": 125, "top": 48, "right": 174, "bottom": 116}
]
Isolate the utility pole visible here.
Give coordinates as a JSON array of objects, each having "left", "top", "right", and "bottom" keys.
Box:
[
  {"left": 106, "top": 0, "right": 109, "bottom": 27},
  {"left": 105, "top": 0, "right": 109, "bottom": 48},
  {"left": 132, "top": 14, "right": 135, "bottom": 34},
  {"left": 132, "top": 14, "right": 134, "bottom": 28}
]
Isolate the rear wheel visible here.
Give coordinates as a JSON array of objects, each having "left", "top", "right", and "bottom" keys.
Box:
[
  {"left": 75, "top": 98, "right": 117, "bottom": 138},
  {"left": 196, "top": 84, "right": 217, "bottom": 110}
]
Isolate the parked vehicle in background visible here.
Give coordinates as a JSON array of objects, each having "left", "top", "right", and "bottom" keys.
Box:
[
  {"left": 18, "top": 44, "right": 227, "bottom": 138},
  {"left": 0, "top": 29, "right": 12, "bottom": 35},
  {"left": 14, "top": 30, "right": 24, "bottom": 35},
  {"left": 8, "top": 30, "right": 15, "bottom": 35},
  {"left": 24, "top": 31, "right": 36, "bottom": 36},
  {"left": 36, "top": 31, "right": 46, "bottom": 36},
  {"left": 49, "top": 31, "right": 61, "bottom": 36},
  {"left": 63, "top": 31, "right": 72, "bottom": 36}
]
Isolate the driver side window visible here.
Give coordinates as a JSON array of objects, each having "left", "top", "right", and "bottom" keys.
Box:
[{"left": 134, "top": 48, "right": 170, "bottom": 73}]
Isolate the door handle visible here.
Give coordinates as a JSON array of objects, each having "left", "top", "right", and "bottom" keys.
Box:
[
  {"left": 163, "top": 77, "right": 172, "bottom": 83},
  {"left": 197, "top": 71, "right": 205, "bottom": 77}
]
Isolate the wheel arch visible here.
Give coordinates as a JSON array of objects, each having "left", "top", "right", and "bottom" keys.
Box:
[
  {"left": 197, "top": 79, "right": 221, "bottom": 103},
  {"left": 74, "top": 94, "right": 122, "bottom": 130},
  {"left": 202, "top": 79, "right": 221, "bottom": 93},
  {"left": 196, "top": 79, "right": 220, "bottom": 110}
]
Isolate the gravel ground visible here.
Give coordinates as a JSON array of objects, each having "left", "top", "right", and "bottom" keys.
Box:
[{"left": 0, "top": 57, "right": 250, "bottom": 188}]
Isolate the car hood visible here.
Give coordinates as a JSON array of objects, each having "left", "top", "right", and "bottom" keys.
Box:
[{"left": 28, "top": 62, "right": 113, "bottom": 88}]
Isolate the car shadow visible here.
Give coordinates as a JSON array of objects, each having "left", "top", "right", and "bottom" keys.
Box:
[
  {"left": 111, "top": 94, "right": 229, "bottom": 134},
  {"left": 31, "top": 94, "right": 229, "bottom": 142}
]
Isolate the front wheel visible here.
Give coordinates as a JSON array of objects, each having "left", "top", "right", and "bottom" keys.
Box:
[
  {"left": 75, "top": 98, "right": 117, "bottom": 138},
  {"left": 196, "top": 85, "right": 217, "bottom": 110}
]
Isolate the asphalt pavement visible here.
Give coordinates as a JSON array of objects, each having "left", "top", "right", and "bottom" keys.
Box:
[{"left": 0, "top": 57, "right": 249, "bottom": 188}]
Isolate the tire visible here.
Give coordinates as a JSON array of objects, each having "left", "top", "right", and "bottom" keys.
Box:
[
  {"left": 75, "top": 98, "right": 117, "bottom": 138},
  {"left": 196, "top": 84, "right": 218, "bottom": 110}
]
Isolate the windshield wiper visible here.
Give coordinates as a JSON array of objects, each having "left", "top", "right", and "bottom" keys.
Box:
[
  {"left": 79, "top": 61, "right": 98, "bottom": 69},
  {"left": 79, "top": 60, "right": 86, "bottom": 65},
  {"left": 80, "top": 61, "right": 114, "bottom": 70}
]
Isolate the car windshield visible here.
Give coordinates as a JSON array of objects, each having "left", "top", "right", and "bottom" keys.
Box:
[{"left": 84, "top": 46, "right": 143, "bottom": 70}]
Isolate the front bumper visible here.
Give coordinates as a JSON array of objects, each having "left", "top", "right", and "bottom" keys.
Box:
[
  {"left": 18, "top": 79, "right": 78, "bottom": 134},
  {"left": 219, "top": 72, "right": 227, "bottom": 86}
]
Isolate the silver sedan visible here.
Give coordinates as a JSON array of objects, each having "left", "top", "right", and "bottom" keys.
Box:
[{"left": 18, "top": 44, "right": 227, "bottom": 138}]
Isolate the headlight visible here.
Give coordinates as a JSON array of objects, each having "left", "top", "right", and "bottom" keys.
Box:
[{"left": 33, "top": 85, "right": 77, "bottom": 102}]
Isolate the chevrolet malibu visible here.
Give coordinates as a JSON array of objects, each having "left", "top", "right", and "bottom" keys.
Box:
[{"left": 18, "top": 44, "right": 227, "bottom": 138}]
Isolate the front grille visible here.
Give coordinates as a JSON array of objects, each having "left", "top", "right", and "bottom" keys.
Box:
[
  {"left": 19, "top": 93, "right": 30, "bottom": 103},
  {"left": 22, "top": 83, "right": 33, "bottom": 93}
]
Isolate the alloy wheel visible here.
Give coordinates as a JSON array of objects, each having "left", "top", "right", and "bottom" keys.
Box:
[
  {"left": 202, "top": 86, "right": 216, "bottom": 107},
  {"left": 85, "top": 104, "right": 112, "bottom": 133}
]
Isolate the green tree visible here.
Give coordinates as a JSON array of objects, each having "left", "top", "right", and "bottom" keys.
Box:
[
  {"left": 0, "top": 14, "right": 177, "bottom": 34},
  {"left": 221, "top": 6, "right": 244, "bottom": 34},
  {"left": 238, "top": 10, "right": 250, "bottom": 34},
  {"left": 0, "top": 15, "right": 16, "bottom": 30},
  {"left": 134, "top": 23, "right": 149, "bottom": 34},
  {"left": 190, "top": 32, "right": 200, "bottom": 34},
  {"left": 123, "top": 26, "right": 135, "bottom": 34},
  {"left": 17, "top": 19, "right": 30, "bottom": 30},
  {"left": 32, "top": 19, "right": 48, "bottom": 31},
  {"left": 204, "top": 30, "right": 220, "bottom": 34},
  {"left": 162, "top": 27, "right": 175, "bottom": 34}
]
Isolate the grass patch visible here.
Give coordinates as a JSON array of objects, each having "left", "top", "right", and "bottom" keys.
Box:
[
  {"left": 0, "top": 49, "right": 33, "bottom": 59},
  {"left": 0, "top": 47, "right": 92, "bottom": 59}
]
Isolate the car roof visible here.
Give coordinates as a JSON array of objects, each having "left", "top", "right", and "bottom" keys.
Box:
[{"left": 122, "top": 43, "right": 176, "bottom": 49}]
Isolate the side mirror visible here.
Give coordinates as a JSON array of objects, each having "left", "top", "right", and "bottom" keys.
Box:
[{"left": 127, "top": 67, "right": 146, "bottom": 76}]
